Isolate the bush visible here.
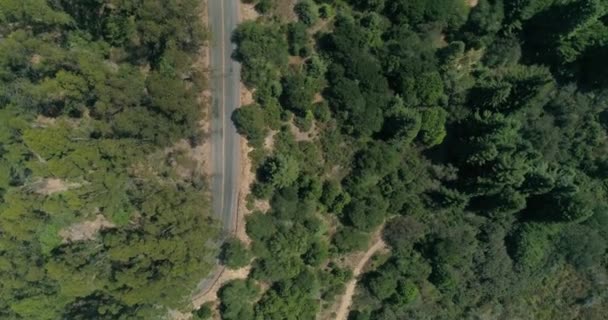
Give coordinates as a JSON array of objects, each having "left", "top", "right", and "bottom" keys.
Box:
[
  {"left": 333, "top": 227, "right": 370, "bottom": 253},
  {"left": 220, "top": 238, "right": 251, "bottom": 269},
  {"left": 193, "top": 303, "right": 213, "bottom": 320},
  {"left": 294, "top": 0, "right": 319, "bottom": 26}
]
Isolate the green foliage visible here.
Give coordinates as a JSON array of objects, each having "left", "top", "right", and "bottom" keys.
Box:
[
  {"left": 557, "top": 224, "right": 607, "bottom": 270},
  {"left": 232, "top": 104, "right": 268, "bottom": 147},
  {"left": 333, "top": 227, "right": 370, "bottom": 253},
  {"left": 255, "top": 0, "right": 276, "bottom": 14},
  {"left": 259, "top": 153, "right": 301, "bottom": 189},
  {"left": 321, "top": 180, "right": 351, "bottom": 214},
  {"left": 233, "top": 0, "right": 608, "bottom": 318},
  {"left": 287, "top": 22, "right": 311, "bottom": 57},
  {"left": 221, "top": 238, "right": 251, "bottom": 269},
  {"left": 418, "top": 107, "right": 448, "bottom": 147},
  {"left": 255, "top": 271, "right": 320, "bottom": 319},
  {"left": 345, "top": 193, "right": 388, "bottom": 231},
  {"left": 193, "top": 302, "right": 214, "bottom": 320},
  {"left": 385, "top": 0, "right": 470, "bottom": 29},
  {"left": 234, "top": 21, "right": 289, "bottom": 87},
  {"left": 0, "top": 1, "right": 219, "bottom": 318},
  {"left": 281, "top": 71, "right": 317, "bottom": 116},
  {"left": 218, "top": 279, "right": 260, "bottom": 320},
  {"left": 295, "top": 0, "right": 319, "bottom": 26},
  {"left": 509, "top": 223, "right": 555, "bottom": 273}
]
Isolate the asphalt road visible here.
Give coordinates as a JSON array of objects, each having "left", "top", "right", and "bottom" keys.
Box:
[{"left": 208, "top": 0, "right": 241, "bottom": 235}]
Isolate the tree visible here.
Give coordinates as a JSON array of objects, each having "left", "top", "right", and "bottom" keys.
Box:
[
  {"left": 367, "top": 271, "right": 398, "bottom": 300},
  {"left": 218, "top": 280, "right": 259, "bottom": 320},
  {"left": 383, "top": 216, "right": 426, "bottom": 254},
  {"left": 351, "top": 0, "right": 386, "bottom": 12},
  {"left": 294, "top": 0, "right": 319, "bottom": 26},
  {"left": 232, "top": 104, "right": 268, "bottom": 146},
  {"left": 287, "top": 22, "right": 310, "bottom": 57},
  {"left": 345, "top": 193, "right": 389, "bottom": 231},
  {"left": 260, "top": 154, "right": 300, "bottom": 188},
  {"left": 281, "top": 71, "right": 316, "bottom": 116},
  {"left": 193, "top": 303, "right": 213, "bottom": 320},
  {"left": 221, "top": 238, "right": 251, "bottom": 269},
  {"left": 0, "top": 1, "right": 220, "bottom": 318},
  {"left": 558, "top": 224, "right": 607, "bottom": 270},
  {"left": 509, "top": 223, "right": 553, "bottom": 273},
  {"left": 418, "top": 107, "right": 447, "bottom": 147},
  {"left": 381, "top": 98, "right": 422, "bottom": 145},
  {"left": 254, "top": 271, "right": 320, "bottom": 319},
  {"left": 333, "top": 227, "right": 370, "bottom": 253},
  {"left": 234, "top": 21, "right": 289, "bottom": 87}
]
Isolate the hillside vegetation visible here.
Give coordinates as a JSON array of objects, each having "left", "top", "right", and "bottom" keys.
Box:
[
  {"left": 225, "top": 0, "right": 608, "bottom": 319},
  {"left": 0, "top": 1, "right": 218, "bottom": 319}
]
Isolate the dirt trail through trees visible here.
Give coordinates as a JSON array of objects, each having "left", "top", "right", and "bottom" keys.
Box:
[{"left": 334, "top": 239, "right": 387, "bottom": 320}]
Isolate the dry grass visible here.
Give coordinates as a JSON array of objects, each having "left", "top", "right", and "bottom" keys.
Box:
[
  {"left": 59, "top": 214, "right": 115, "bottom": 243},
  {"left": 275, "top": 0, "right": 298, "bottom": 22},
  {"left": 241, "top": 82, "right": 254, "bottom": 106},
  {"left": 236, "top": 137, "right": 255, "bottom": 245},
  {"left": 241, "top": 2, "right": 260, "bottom": 21},
  {"left": 192, "top": 266, "right": 252, "bottom": 307},
  {"left": 33, "top": 115, "right": 56, "bottom": 127},
  {"left": 32, "top": 178, "right": 82, "bottom": 196},
  {"left": 289, "top": 55, "right": 305, "bottom": 67},
  {"left": 467, "top": 0, "right": 479, "bottom": 7}
]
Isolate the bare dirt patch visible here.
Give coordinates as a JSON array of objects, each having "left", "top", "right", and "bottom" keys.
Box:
[
  {"left": 241, "top": 2, "right": 260, "bottom": 22},
  {"left": 236, "top": 137, "right": 255, "bottom": 245},
  {"left": 156, "top": 139, "right": 210, "bottom": 182},
  {"left": 241, "top": 82, "right": 254, "bottom": 106},
  {"left": 30, "top": 54, "right": 43, "bottom": 65},
  {"left": 192, "top": 266, "right": 252, "bottom": 307},
  {"left": 289, "top": 55, "right": 305, "bottom": 67},
  {"left": 313, "top": 93, "right": 324, "bottom": 104},
  {"left": 289, "top": 121, "right": 317, "bottom": 142},
  {"left": 32, "top": 178, "right": 82, "bottom": 196},
  {"left": 33, "top": 115, "right": 56, "bottom": 128},
  {"left": 275, "top": 0, "right": 298, "bottom": 22},
  {"left": 264, "top": 130, "right": 277, "bottom": 151},
  {"left": 467, "top": 0, "right": 479, "bottom": 8},
  {"left": 435, "top": 34, "right": 449, "bottom": 49},
  {"left": 167, "top": 309, "right": 191, "bottom": 320},
  {"left": 59, "top": 214, "right": 115, "bottom": 243}
]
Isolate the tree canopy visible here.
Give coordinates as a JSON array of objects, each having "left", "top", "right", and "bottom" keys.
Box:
[
  {"left": 0, "top": 1, "right": 219, "bottom": 318},
  {"left": 230, "top": 0, "right": 608, "bottom": 319}
]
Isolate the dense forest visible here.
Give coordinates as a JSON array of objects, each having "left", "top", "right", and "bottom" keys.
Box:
[
  {"left": 0, "top": 0, "right": 219, "bottom": 319},
  {"left": 225, "top": 0, "right": 608, "bottom": 319}
]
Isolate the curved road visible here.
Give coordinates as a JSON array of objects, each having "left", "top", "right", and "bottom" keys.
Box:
[{"left": 209, "top": 0, "right": 240, "bottom": 235}]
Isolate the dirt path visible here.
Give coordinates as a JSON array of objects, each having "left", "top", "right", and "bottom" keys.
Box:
[{"left": 334, "top": 239, "right": 387, "bottom": 320}]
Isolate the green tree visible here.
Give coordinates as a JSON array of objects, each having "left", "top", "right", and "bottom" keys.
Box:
[
  {"left": 218, "top": 280, "right": 259, "bottom": 320},
  {"left": 234, "top": 21, "right": 289, "bottom": 87},
  {"left": 260, "top": 154, "right": 300, "bottom": 188},
  {"left": 193, "top": 302, "right": 213, "bottom": 320},
  {"left": 221, "top": 238, "right": 251, "bottom": 269},
  {"left": 232, "top": 104, "right": 268, "bottom": 146},
  {"left": 418, "top": 107, "right": 447, "bottom": 147},
  {"left": 294, "top": 0, "right": 319, "bottom": 26},
  {"left": 333, "top": 227, "right": 370, "bottom": 253}
]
